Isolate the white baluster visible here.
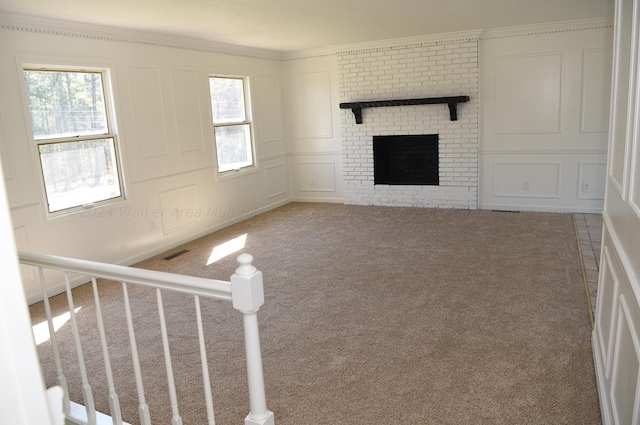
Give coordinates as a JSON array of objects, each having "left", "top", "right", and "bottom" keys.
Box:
[
  {"left": 156, "top": 288, "right": 183, "bottom": 425},
  {"left": 122, "top": 283, "right": 151, "bottom": 425},
  {"left": 64, "top": 272, "right": 96, "bottom": 425},
  {"left": 90, "top": 277, "right": 123, "bottom": 424},
  {"left": 231, "top": 254, "right": 275, "bottom": 425},
  {"left": 195, "top": 295, "right": 216, "bottom": 425},
  {"left": 37, "top": 268, "right": 70, "bottom": 416}
]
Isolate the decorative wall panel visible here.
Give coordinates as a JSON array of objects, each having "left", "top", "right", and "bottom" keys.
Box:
[
  {"left": 581, "top": 48, "right": 614, "bottom": 133},
  {"left": 630, "top": 123, "right": 640, "bottom": 218},
  {"left": 493, "top": 162, "right": 561, "bottom": 198},
  {"left": 596, "top": 247, "right": 618, "bottom": 377},
  {"left": 293, "top": 72, "right": 333, "bottom": 139},
  {"left": 495, "top": 53, "right": 563, "bottom": 134},
  {"left": 609, "top": 0, "right": 635, "bottom": 193},
  {"left": 299, "top": 161, "right": 336, "bottom": 192},
  {"left": 265, "top": 163, "right": 287, "bottom": 199},
  {"left": 610, "top": 296, "right": 640, "bottom": 425},
  {"left": 0, "top": 108, "right": 12, "bottom": 181},
  {"left": 578, "top": 162, "right": 607, "bottom": 200},
  {"left": 128, "top": 65, "right": 169, "bottom": 159},
  {"left": 159, "top": 184, "right": 199, "bottom": 234},
  {"left": 257, "top": 75, "right": 284, "bottom": 143},
  {"left": 171, "top": 68, "right": 205, "bottom": 154}
]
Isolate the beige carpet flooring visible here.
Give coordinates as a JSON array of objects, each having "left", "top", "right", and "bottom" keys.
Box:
[{"left": 31, "top": 203, "right": 601, "bottom": 424}]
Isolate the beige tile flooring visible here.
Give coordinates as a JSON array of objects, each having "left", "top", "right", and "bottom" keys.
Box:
[{"left": 574, "top": 213, "right": 603, "bottom": 324}]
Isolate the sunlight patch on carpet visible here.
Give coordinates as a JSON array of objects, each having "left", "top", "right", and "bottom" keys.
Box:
[
  {"left": 207, "top": 233, "right": 247, "bottom": 265},
  {"left": 32, "top": 307, "right": 81, "bottom": 345}
]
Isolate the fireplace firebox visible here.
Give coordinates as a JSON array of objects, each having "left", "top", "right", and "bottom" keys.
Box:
[{"left": 373, "top": 134, "right": 439, "bottom": 185}]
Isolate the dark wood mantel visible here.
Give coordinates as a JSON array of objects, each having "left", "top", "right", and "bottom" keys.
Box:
[{"left": 339, "top": 96, "right": 470, "bottom": 124}]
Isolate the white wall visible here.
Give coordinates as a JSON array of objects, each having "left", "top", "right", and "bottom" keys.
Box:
[
  {"left": 0, "top": 15, "right": 290, "bottom": 302},
  {"left": 479, "top": 20, "right": 613, "bottom": 212}
]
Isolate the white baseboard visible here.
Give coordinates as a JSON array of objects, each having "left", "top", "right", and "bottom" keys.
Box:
[{"left": 479, "top": 203, "right": 604, "bottom": 214}]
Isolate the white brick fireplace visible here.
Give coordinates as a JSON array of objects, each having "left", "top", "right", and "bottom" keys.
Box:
[{"left": 337, "top": 33, "right": 480, "bottom": 209}]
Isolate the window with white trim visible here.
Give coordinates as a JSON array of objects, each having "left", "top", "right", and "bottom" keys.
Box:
[
  {"left": 209, "top": 76, "right": 255, "bottom": 174},
  {"left": 23, "top": 68, "right": 124, "bottom": 215}
]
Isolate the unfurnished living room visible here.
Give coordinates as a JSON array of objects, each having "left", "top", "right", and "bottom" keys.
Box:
[{"left": 2, "top": 0, "right": 640, "bottom": 424}]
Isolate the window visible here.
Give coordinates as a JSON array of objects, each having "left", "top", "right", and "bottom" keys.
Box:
[
  {"left": 23, "top": 68, "right": 124, "bottom": 215},
  {"left": 209, "top": 76, "right": 255, "bottom": 174}
]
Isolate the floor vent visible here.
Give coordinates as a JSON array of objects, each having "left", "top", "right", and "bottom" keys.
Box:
[{"left": 163, "top": 249, "right": 189, "bottom": 260}]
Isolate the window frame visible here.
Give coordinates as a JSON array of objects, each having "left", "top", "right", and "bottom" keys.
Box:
[
  {"left": 209, "top": 75, "right": 257, "bottom": 177},
  {"left": 21, "top": 64, "right": 126, "bottom": 218}
]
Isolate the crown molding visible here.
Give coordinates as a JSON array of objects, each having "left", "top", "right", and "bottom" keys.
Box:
[
  {"left": 331, "top": 29, "right": 483, "bottom": 56},
  {"left": 0, "top": 12, "right": 284, "bottom": 61},
  {"left": 480, "top": 17, "right": 613, "bottom": 40},
  {"left": 283, "top": 47, "right": 336, "bottom": 61},
  {"left": 285, "top": 17, "right": 614, "bottom": 61},
  {"left": 1, "top": 13, "right": 614, "bottom": 62},
  {"left": 284, "top": 29, "right": 483, "bottom": 61}
]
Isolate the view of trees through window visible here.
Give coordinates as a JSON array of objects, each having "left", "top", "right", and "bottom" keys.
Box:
[
  {"left": 23, "top": 69, "right": 123, "bottom": 214},
  {"left": 209, "top": 76, "right": 254, "bottom": 173}
]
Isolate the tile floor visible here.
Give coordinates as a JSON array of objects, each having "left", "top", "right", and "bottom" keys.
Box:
[{"left": 574, "top": 213, "right": 603, "bottom": 322}]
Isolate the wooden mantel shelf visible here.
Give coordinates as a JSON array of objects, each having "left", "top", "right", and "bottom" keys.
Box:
[{"left": 339, "top": 96, "right": 470, "bottom": 124}]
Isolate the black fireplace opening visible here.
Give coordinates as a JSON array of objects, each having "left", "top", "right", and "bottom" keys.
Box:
[{"left": 373, "top": 134, "right": 439, "bottom": 185}]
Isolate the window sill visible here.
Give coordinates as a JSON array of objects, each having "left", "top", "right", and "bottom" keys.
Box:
[
  {"left": 216, "top": 164, "right": 259, "bottom": 181},
  {"left": 45, "top": 196, "right": 127, "bottom": 221}
]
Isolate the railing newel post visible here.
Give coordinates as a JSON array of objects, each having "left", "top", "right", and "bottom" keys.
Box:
[{"left": 231, "top": 254, "right": 275, "bottom": 425}]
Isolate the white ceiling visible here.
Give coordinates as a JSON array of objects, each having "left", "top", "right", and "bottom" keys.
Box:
[{"left": 0, "top": 0, "right": 614, "bottom": 52}]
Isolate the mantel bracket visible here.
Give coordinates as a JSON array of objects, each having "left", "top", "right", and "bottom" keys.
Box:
[{"left": 339, "top": 96, "right": 470, "bottom": 124}]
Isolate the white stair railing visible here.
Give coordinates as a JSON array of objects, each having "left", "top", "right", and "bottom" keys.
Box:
[{"left": 20, "top": 251, "right": 275, "bottom": 425}]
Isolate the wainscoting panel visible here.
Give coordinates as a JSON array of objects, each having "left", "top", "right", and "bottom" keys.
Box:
[
  {"left": 265, "top": 163, "right": 287, "bottom": 199},
  {"left": 298, "top": 161, "right": 336, "bottom": 192},
  {"left": 581, "top": 48, "right": 614, "bottom": 133},
  {"left": 493, "top": 162, "right": 560, "bottom": 198},
  {"left": 630, "top": 132, "right": 640, "bottom": 218},
  {"left": 596, "top": 246, "right": 618, "bottom": 380},
  {"left": 292, "top": 72, "right": 333, "bottom": 139},
  {"left": 257, "top": 75, "right": 285, "bottom": 143},
  {"left": 0, "top": 107, "right": 12, "bottom": 181},
  {"left": 288, "top": 153, "right": 343, "bottom": 202},
  {"left": 127, "top": 65, "right": 169, "bottom": 159},
  {"left": 609, "top": 0, "right": 636, "bottom": 195},
  {"left": 170, "top": 68, "right": 205, "bottom": 154},
  {"left": 578, "top": 162, "right": 607, "bottom": 200},
  {"left": 159, "top": 184, "right": 200, "bottom": 234},
  {"left": 609, "top": 294, "right": 640, "bottom": 425},
  {"left": 594, "top": 221, "right": 640, "bottom": 425},
  {"left": 495, "top": 53, "right": 563, "bottom": 134},
  {"left": 480, "top": 152, "right": 607, "bottom": 212}
]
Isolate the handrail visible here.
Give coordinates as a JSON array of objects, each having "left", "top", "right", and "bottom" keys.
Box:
[
  {"left": 19, "top": 251, "right": 232, "bottom": 300},
  {"left": 21, "top": 250, "right": 274, "bottom": 425}
]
